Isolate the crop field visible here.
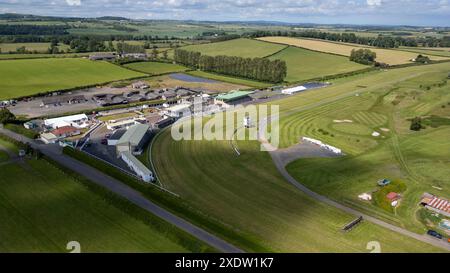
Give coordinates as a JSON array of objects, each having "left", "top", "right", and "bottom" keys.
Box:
[
  {"left": 0, "top": 58, "right": 145, "bottom": 100},
  {"left": 0, "top": 155, "right": 194, "bottom": 252},
  {"left": 258, "top": 37, "right": 450, "bottom": 65},
  {"left": 182, "top": 38, "right": 287, "bottom": 58},
  {"left": 124, "top": 61, "right": 189, "bottom": 75},
  {"left": 150, "top": 117, "right": 443, "bottom": 252},
  {"left": 398, "top": 47, "right": 450, "bottom": 58},
  {"left": 277, "top": 62, "right": 450, "bottom": 232},
  {"left": 267, "top": 46, "right": 366, "bottom": 82}
]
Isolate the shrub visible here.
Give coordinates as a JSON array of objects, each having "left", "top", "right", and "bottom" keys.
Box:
[{"left": 3, "top": 123, "right": 39, "bottom": 139}]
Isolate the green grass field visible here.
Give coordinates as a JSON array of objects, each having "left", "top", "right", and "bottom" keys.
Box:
[
  {"left": 186, "top": 70, "right": 272, "bottom": 88},
  {"left": 124, "top": 61, "right": 188, "bottom": 75},
  {"left": 182, "top": 38, "right": 287, "bottom": 58},
  {"left": 0, "top": 138, "right": 214, "bottom": 252},
  {"left": 151, "top": 120, "right": 443, "bottom": 252},
  {"left": 268, "top": 46, "right": 366, "bottom": 82},
  {"left": 278, "top": 62, "right": 450, "bottom": 233},
  {"left": 0, "top": 58, "right": 145, "bottom": 100},
  {"left": 0, "top": 150, "right": 8, "bottom": 162},
  {"left": 0, "top": 158, "right": 193, "bottom": 252},
  {"left": 0, "top": 43, "right": 69, "bottom": 53}
]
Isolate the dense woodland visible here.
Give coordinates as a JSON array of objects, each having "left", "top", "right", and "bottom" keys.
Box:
[{"left": 174, "top": 49, "right": 287, "bottom": 83}]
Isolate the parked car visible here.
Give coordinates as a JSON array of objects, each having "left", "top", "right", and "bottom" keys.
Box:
[{"left": 427, "top": 230, "right": 443, "bottom": 239}]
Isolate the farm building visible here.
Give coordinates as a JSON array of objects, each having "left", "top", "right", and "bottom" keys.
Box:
[
  {"left": 421, "top": 193, "right": 450, "bottom": 217},
  {"left": 120, "top": 151, "right": 153, "bottom": 182},
  {"left": 215, "top": 91, "right": 253, "bottom": 108},
  {"left": 89, "top": 53, "right": 117, "bottom": 61},
  {"left": 44, "top": 114, "right": 89, "bottom": 129},
  {"left": 132, "top": 81, "right": 149, "bottom": 90},
  {"left": 51, "top": 126, "right": 81, "bottom": 138},
  {"left": 121, "top": 53, "right": 148, "bottom": 60},
  {"left": 116, "top": 124, "right": 151, "bottom": 155}
]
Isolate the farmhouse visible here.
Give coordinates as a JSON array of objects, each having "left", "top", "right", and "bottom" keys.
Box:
[
  {"left": 214, "top": 91, "right": 253, "bottom": 108},
  {"left": 115, "top": 124, "right": 151, "bottom": 155},
  {"left": 44, "top": 114, "right": 89, "bottom": 129},
  {"left": 89, "top": 53, "right": 117, "bottom": 61}
]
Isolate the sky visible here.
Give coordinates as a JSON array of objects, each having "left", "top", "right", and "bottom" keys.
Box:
[{"left": 0, "top": 0, "right": 449, "bottom": 27}]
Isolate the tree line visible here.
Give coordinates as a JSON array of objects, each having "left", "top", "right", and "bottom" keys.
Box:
[
  {"left": 0, "top": 24, "right": 69, "bottom": 35},
  {"left": 174, "top": 49, "right": 287, "bottom": 83}
]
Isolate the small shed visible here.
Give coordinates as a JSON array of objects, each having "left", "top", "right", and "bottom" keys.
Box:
[{"left": 386, "top": 192, "right": 400, "bottom": 201}]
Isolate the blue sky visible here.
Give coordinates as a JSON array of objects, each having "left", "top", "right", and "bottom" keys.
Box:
[{"left": 0, "top": 0, "right": 449, "bottom": 26}]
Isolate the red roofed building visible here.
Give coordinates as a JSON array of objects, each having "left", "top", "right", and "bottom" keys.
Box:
[
  {"left": 51, "top": 126, "right": 81, "bottom": 138},
  {"left": 386, "top": 192, "right": 400, "bottom": 201}
]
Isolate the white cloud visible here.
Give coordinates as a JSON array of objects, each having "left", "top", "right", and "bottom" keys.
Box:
[
  {"left": 367, "top": 0, "right": 382, "bottom": 6},
  {"left": 66, "top": 0, "right": 81, "bottom": 6}
]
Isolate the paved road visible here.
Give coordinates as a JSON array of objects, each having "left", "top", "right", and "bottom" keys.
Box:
[
  {"left": 258, "top": 118, "right": 450, "bottom": 252},
  {"left": 0, "top": 126, "right": 244, "bottom": 253}
]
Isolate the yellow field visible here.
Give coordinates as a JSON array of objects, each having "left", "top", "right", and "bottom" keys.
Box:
[{"left": 257, "top": 37, "right": 449, "bottom": 65}]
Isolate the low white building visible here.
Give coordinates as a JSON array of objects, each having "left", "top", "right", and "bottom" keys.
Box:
[
  {"left": 40, "top": 133, "right": 58, "bottom": 144},
  {"left": 302, "top": 137, "right": 342, "bottom": 154},
  {"left": 106, "top": 117, "right": 146, "bottom": 130},
  {"left": 120, "top": 151, "right": 154, "bottom": 182},
  {"left": 282, "top": 86, "right": 307, "bottom": 95},
  {"left": 164, "top": 104, "right": 191, "bottom": 118},
  {"left": 44, "top": 114, "right": 89, "bottom": 129}
]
